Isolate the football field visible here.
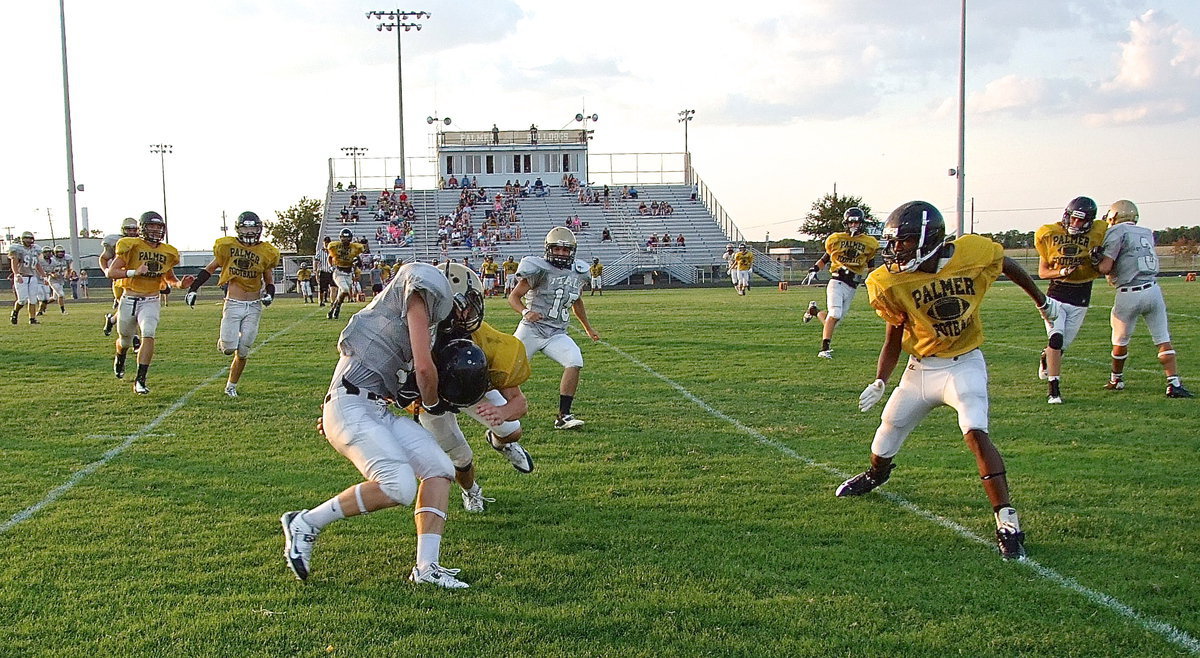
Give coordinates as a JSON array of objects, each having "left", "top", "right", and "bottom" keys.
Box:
[{"left": 1, "top": 281, "right": 1197, "bottom": 656}]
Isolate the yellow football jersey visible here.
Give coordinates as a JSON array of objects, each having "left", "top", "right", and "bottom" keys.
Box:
[
  {"left": 733, "top": 251, "right": 754, "bottom": 271},
  {"left": 502, "top": 260, "right": 519, "bottom": 276},
  {"left": 866, "top": 234, "right": 1004, "bottom": 359},
  {"left": 297, "top": 268, "right": 312, "bottom": 281},
  {"left": 481, "top": 261, "right": 500, "bottom": 277},
  {"left": 471, "top": 321, "right": 531, "bottom": 390},
  {"left": 1034, "top": 221, "right": 1107, "bottom": 283},
  {"left": 381, "top": 264, "right": 392, "bottom": 281},
  {"left": 213, "top": 237, "right": 280, "bottom": 294},
  {"left": 824, "top": 232, "right": 880, "bottom": 276},
  {"left": 589, "top": 263, "right": 604, "bottom": 277},
  {"left": 115, "top": 237, "right": 181, "bottom": 296},
  {"left": 328, "top": 241, "right": 366, "bottom": 269}
]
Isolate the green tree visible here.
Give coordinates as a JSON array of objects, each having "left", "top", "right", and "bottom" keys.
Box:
[
  {"left": 268, "top": 197, "right": 323, "bottom": 254},
  {"left": 799, "top": 193, "right": 876, "bottom": 239},
  {"left": 79, "top": 228, "right": 104, "bottom": 238}
]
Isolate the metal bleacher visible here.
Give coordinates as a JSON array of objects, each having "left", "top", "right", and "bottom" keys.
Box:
[{"left": 318, "top": 183, "right": 781, "bottom": 285}]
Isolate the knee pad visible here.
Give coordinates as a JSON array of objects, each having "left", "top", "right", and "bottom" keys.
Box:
[
  {"left": 118, "top": 335, "right": 134, "bottom": 350},
  {"left": 1048, "top": 333, "right": 1064, "bottom": 350},
  {"left": 217, "top": 339, "right": 236, "bottom": 356},
  {"left": 237, "top": 345, "right": 251, "bottom": 358},
  {"left": 374, "top": 464, "right": 417, "bottom": 506},
  {"left": 445, "top": 443, "right": 474, "bottom": 470}
]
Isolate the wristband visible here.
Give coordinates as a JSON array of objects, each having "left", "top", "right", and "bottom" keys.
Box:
[
  {"left": 126, "top": 269, "right": 138, "bottom": 279},
  {"left": 521, "top": 308, "right": 531, "bottom": 316},
  {"left": 1059, "top": 267, "right": 1069, "bottom": 277}
]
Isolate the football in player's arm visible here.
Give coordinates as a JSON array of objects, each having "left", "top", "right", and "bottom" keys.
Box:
[
  {"left": 836, "top": 201, "right": 1059, "bottom": 561},
  {"left": 184, "top": 212, "right": 280, "bottom": 397},
  {"left": 105, "top": 212, "right": 193, "bottom": 395}
]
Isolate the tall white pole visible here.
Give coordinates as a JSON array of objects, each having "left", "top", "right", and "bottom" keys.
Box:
[
  {"left": 956, "top": 0, "right": 967, "bottom": 237},
  {"left": 396, "top": 25, "right": 406, "bottom": 183},
  {"left": 58, "top": 0, "right": 81, "bottom": 261}
]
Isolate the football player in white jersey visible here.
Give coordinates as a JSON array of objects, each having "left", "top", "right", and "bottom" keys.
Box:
[
  {"left": 100, "top": 218, "right": 142, "bottom": 337},
  {"left": 508, "top": 227, "right": 601, "bottom": 429},
  {"left": 8, "top": 231, "right": 47, "bottom": 325},
  {"left": 280, "top": 262, "right": 477, "bottom": 588},
  {"left": 1095, "top": 200, "right": 1192, "bottom": 398},
  {"left": 46, "top": 245, "right": 75, "bottom": 315}
]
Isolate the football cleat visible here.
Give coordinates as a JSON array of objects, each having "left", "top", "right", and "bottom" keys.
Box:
[
  {"left": 333, "top": 304, "right": 342, "bottom": 319},
  {"left": 60, "top": 308, "right": 68, "bottom": 315},
  {"left": 1047, "top": 395, "right": 1063, "bottom": 404},
  {"left": 1166, "top": 383, "right": 1194, "bottom": 398},
  {"left": 113, "top": 355, "right": 125, "bottom": 379},
  {"left": 36, "top": 309, "right": 45, "bottom": 317},
  {"left": 1103, "top": 379, "right": 1124, "bottom": 391},
  {"left": 803, "top": 302, "right": 819, "bottom": 324},
  {"left": 10, "top": 310, "right": 18, "bottom": 325},
  {"left": 488, "top": 430, "right": 534, "bottom": 473},
  {"left": 835, "top": 463, "right": 895, "bottom": 497},
  {"left": 326, "top": 307, "right": 334, "bottom": 320},
  {"left": 225, "top": 383, "right": 238, "bottom": 398},
  {"left": 817, "top": 350, "right": 833, "bottom": 359},
  {"left": 29, "top": 318, "right": 39, "bottom": 325},
  {"left": 461, "top": 485, "right": 495, "bottom": 513},
  {"left": 132, "top": 335, "right": 141, "bottom": 353},
  {"left": 996, "top": 528, "right": 1027, "bottom": 561},
  {"left": 280, "top": 510, "right": 319, "bottom": 581},
  {"left": 1037, "top": 351, "right": 1048, "bottom": 381},
  {"left": 133, "top": 380, "right": 150, "bottom": 395},
  {"left": 554, "top": 414, "right": 585, "bottom": 430},
  {"left": 409, "top": 563, "right": 469, "bottom": 589},
  {"left": 1047, "top": 379, "right": 1062, "bottom": 404},
  {"left": 103, "top": 313, "right": 116, "bottom": 335}
]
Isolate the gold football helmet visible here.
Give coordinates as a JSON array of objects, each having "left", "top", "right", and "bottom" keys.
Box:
[
  {"left": 544, "top": 226, "right": 577, "bottom": 268},
  {"left": 1104, "top": 199, "right": 1138, "bottom": 225}
]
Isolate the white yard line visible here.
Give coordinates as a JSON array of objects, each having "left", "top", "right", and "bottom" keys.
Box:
[
  {"left": 0, "top": 311, "right": 316, "bottom": 535},
  {"left": 594, "top": 337, "right": 1200, "bottom": 655}
]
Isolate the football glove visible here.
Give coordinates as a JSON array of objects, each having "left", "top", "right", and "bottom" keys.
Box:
[
  {"left": 184, "top": 291, "right": 198, "bottom": 307},
  {"left": 1037, "top": 297, "right": 1061, "bottom": 323},
  {"left": 859, "top": 379, "right": 886, "bottom": 412},
  {"left": 260, "top": 293, "right": 273, "bottom": 307},
  {"left": 1090, "top": 246, "right": 1104, "bottom": 267},
  {"left": 421, "top": 398, "right": 457, "bottom": 416},
  {"left": 808, "top": 265, "right": 820, "bottom": 273}
]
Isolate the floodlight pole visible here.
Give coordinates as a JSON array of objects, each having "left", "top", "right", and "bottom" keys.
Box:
[
  {"left": 366, "top": 10, "right": 430, "bottom": 185},
  {"left": 341, "top": 146, "right": 368, "bottom": 187},
  {"left": 57, "top": 0, "right": 82, "bottom": 261},
  {"left": 955, "top": 0, "right": 967, "bottom": 237},
  {"left": 150, "top": 143, "right": 172, "bottom": 242},
  {"left": 678, "top": 109, "right": 695, "bottom": 185}
]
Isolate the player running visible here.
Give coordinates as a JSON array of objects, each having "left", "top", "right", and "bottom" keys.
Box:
[
  {"left": 803, "top": 207, "right": 879, "bottom": 358},
  {"left": 326, "top": 229, "right": 364, "bottom": 319},
  {"left": 45, "top": 245, "right": 75, "bottom": 315},
  {"left": 100, "top": 218, "right": 142, "bottom": 337},
  {"left": 8, "top": 231, "right": 47, "bottom": 325}
]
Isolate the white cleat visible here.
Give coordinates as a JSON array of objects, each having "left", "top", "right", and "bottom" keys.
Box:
[
  {"left": 280, "top": 510, "right": 319, "bottom": 581},
  {"left": 133, "top": 380, "right": 150, "bottom": 395},
  {"left": 1037, "top": 352, "right": 1048, "bottom": 381},
  {"left": 224, "top": 383, "right": 238, "bottom": 398},
  {"left": 488, "top": 430, "right": 534, "bottom": 473},
  {"left": 410, "top": 563, "right": 469, "bottom": 589},
  {"left": 554, "top": 414, "right": 585, "bottom": 430},
  {"left": 1047, "top": 395, "right": 1063, "bottom": 404},
  {"left": 817, "top": 350, "right": 833, "bottom": 359},
  {"left": 461, "top": 485, "right": 495, "bottom": 513}
]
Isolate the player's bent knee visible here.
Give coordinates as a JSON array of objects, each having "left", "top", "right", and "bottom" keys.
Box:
[
  {"left": 237, "top": 345, "right": 251, "bottom": 358},
  {"left": 445, "top": 443, "right": 474, "bottom": 470},
  {"left": 374, "top": 469, "right": 417, "bottom": 506},
  {"left": 1048, "top": 333, "right": 1064, "bottom": 350}
]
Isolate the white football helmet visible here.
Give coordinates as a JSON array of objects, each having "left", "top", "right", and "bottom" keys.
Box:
[
  {"left": 1104, "top": 200, "right": 1138, "bottom": 225},
  {"left": 442, "top": 262, "right": 485, "bottom": 334},
  {"left": 544, "top": 227, "right": 577, "bottom": 268}
]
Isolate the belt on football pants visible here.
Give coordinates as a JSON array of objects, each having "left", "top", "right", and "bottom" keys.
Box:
[
  {"left": 910, "top": 348, "right": 978, "bottom": 363},
  {"left": 325, "top": 378, "right": 386, "bottom": 403},
  {"left": 1117, "top": 281, "right": 1155, "bottom": 293}
]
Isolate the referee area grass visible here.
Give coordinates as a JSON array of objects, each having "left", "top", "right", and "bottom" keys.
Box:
[{"left": 0, "top": 279, "right": 1197, "bottom": 656}]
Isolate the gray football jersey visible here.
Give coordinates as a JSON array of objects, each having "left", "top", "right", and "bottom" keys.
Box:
[
  {"left": 516, "top": 255, "right": 590, "bottom": 338},
  {"left": 47, "top": 254, "right": 73, "bottom": 281},
  {"left": 100, "top": 233, "right": 122, "bottom": 260},
  {"left": 7, "top": 243, "right": 40, "bottom": 276},
  {"left": 330, "top": 262, "right": 454, "bottom": 398},
  {"left": 1102, "top": 222, "right": 1158, "bottom": 287}
]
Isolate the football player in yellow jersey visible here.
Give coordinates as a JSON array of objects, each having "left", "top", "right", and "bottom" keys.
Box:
[
  {"left": 480, "top": 255, "right": 500, "bottom": 296},
  {"left": 326, "top": 228, "right": 365, "bottom": 319},
  {"left": 732, "top": 243, "right": 754, "bottom": 295},
  {"left": 415, "top": 263, "right": 533, "bottom": 512},
  {"left": 835, "top": 201, "right": 1059, "bottom": 561},
  {"left": 502, "top": 255, "right": 519, "bottom": 296},
  {"left": 106, "top": 211, "right": 193, "bottom": 395},
  {"left": 99, "top": 217, "right": 142, "bottom": 338},
  {"left": 1034, "top": 196, "right": 1108, "bottom": 404},
  {"left": 184, "top": 212, "right": 281, "bottom": 397},
  {"left": 588, "top": 258, "right": 604, "bottom": 296},
  {"left": 296, "top": 263, "right": 314, "bottom": 303},
  {"left": 803, "top": 207, "right": 880, "bottom": 358}
]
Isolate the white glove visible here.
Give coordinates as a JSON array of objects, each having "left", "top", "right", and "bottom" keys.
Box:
[
  {"left": 260, "top": 293, "right": 273, "bottom": 307},
  {"left": 184, "top": 291, "right": 197, "bottom": 307},
  {"left": 1037, "top": 297, "right": 1061, "bottom": 323},
  {"left": 859, "top": 379, "right": 886, "bottom": 412}
]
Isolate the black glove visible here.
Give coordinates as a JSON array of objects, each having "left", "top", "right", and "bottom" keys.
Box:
[
  {"left": 808, "top": 265, "right": 819, "bottom": 273},
  {"left": 1090, "top": 246, "right": 1104, "bottom": 267},
  {"left": 421, "top": 398, "right": 456, "bottom": 416}
]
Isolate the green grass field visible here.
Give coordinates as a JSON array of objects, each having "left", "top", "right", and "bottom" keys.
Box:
[{"left": 1, "top": 280, "right": 1197, "bottom": 657}]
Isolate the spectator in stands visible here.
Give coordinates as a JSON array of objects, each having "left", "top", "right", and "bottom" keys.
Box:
[
  {"left": 647, "top": 235, "right": 659, "bottom": 252},
  {"left": 534, "top": 177, "right": 547, "bottom": 197},
  {"left": 340, "top": 206, "right": 350, "bottom": 222},
  {"left": 335, "top": 182, "right": 344, "bottom": 191},
  {"left": 676, "top": 234, "right": 686, "bottom": 249},
  {"left": 638, "top": 202, "right": 649, "bottom": 215},
  {"left": 529, "top": 123, "right": 538, "bottom": 145},
  {"left": 448, "top": 175, "right": 459, "bottom": 189},
  {"left": 628, "top": 186, "right": 639, "bottom": 199},
  {"left": 348, "top": 181, "right": 357, "bottom": 192},
  {"left": 438, "top": 176, "right": 446, "bottom": 190},
  {"left": 394, "top": 176, "right": 404, "bottom": 190},
  {"left": 492, "top": 124, "right": 500, "bottom": 144},
  {"left": 601, "top": 227, "right": 612, "bottom": 242}
]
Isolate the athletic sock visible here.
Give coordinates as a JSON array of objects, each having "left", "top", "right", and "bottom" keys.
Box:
[
  {"left": 1168, "top": 375, "right": 1181, "bottom": 387},
  {"left": 821, "top": 339, "right": 831, "bottom": 351},
  {"left": 302, "top": 498, "right": 344, "bottom": 530},
  {"left": 136, "top": 363, "right": 149, "bottom": 382},
  {"left": 559, "top": 394, "right": 574, "bottom": 416},
  {"left": 415, "top": 533, "right": 442, "bottom": 569}
]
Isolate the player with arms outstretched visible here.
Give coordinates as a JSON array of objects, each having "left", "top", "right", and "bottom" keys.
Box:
[
  {"left": 803, "top": 207, "right": 880, "bottom": 358},
  {"left": 836, "top": 201, "right": 1059, "bottom": 561},
  {"left": 509, "top": 227, "right": 600, "bottom": 429},
  {"left": 184, "top": 211, "right": 281, "bottom": 397}
]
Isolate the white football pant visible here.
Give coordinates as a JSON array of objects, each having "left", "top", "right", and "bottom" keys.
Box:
[
  {"left": 218, "top": 298, "right": 263, "bottom": 358},
  {"left": 117, "top": 294, "right": 161, "bottom": 348},
  {"left": 871, "top": 349, "right": 989, "bottom": 459},
  {"left": 825, "top": 279, "right": 858, "bottom": 320},
  {"left": 1043, "top": 301, "right": 1089, "bottom": 351},
  {"left": 1111, "top": 283, "right": 1170, "bottom": 346},
  {"left": 514, "top": 325, "right": 584, "bottom": 369}
]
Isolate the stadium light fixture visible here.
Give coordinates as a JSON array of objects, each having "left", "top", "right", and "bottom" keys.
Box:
[
  {"left": 678, "top": 109, "right": 695, "bottom": 185},
  {"left": 365, "top": 9, "right": 431, "bottom": 185},
  {"left": 340, "top": 146, "right": 368, "bottom": 188},
  {"left": 149, "top": 143, "right": 173, "bottom": 242}
]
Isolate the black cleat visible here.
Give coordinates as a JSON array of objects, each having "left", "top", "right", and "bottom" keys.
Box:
[
  {"left": 835, "top": 463, "right": 895, "bottom": 497},
  {"left": 103, "top": 313, "right": 116, "bottom": 335},
  {"left": 10, "top": 311, "right": 18, "bottom": 325},
  {"left": 132, "top": 335, "right": 141, "bottom": 353},
  {"left": 996, "top": 528, "right": 1027, "bottom": 560},
  {"left": 113, "top": 354, "right": 126, "bottom": 379},
  {"left": 29, "top": 318, "right": 39, "bottom": 325},
  {"left": 1166, "top": 383, "right": 1194, "bottom": 398}
]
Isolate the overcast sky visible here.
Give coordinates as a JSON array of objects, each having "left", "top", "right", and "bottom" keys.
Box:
[{"left": 4, "top": 0, "right": 1199, "bottom": 251}]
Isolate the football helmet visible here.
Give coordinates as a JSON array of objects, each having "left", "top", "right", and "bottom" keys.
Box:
[
  {"left": 1061, "top": 196, "right": 1097, "bottom": 235},
  {"left": 881, "top": 201, "right": 946, "bottom": 274},
  {"left": 434, "top": 338, "right": 489, "bottom": 408},
  {"left": 20, "top": 231, "right": 35, "bottom": 247},
  {"left": 139, "top": 211, "right": 166, "bottom": 245},
  {"left": 235, "top": 211, "right": 263, "bottom": 245},
  {"left": 121, "top": 217, "right": 140, "bottom": 237},
  {"left": 1104, "top": 199, "right": 1138, "bottom": 225},
  {"left": 53, "top": 245, "right": 65, "bottom": 257},
  {"left": 544, "top": 227, "right": 577, "bottom": 268},
  {"left": 844, "top": 207, "right": 866, "bottom": 235},
  {"left": 738, "top": 243, "right": 747, "bottom": 251},
  {"left": 339, "top": 228, "right": 353, "bottom": 244},
  {"left": 42, "top": 245, "right": 53, "bottom": 255},
  {"left": 442, "top": 262, "right": 485, "bottom": 335}
]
